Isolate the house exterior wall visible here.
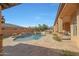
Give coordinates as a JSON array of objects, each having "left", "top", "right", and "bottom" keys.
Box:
[
  {"left": 71, "top": 9, "right": 79, "bottom": 48},
  {"left": 53, "top": 22, "right": 58, "bottom": 32},
  {"left": 63, "top": 22, "right": 70, "bottom": 32},
  {"left": 54, "top": 4, "right": 79, "bottom": 48},
  {"left": 58, "top": 18, "right": 63, "bottom": 33}
]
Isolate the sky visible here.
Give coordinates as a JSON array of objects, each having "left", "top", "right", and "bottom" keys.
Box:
[{"left": 2, "top": 3, "right": 59, "bottom": 27}]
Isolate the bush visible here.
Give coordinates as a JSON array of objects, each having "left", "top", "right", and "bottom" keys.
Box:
[
  {"left": 53, "top": 34, "right": 62, "bottom": 42},
  {"left": 62, "top": 50, "right": 79, "bottom": 56},
  {"left": 53, "top": 33, "right": 57, "bottom": 36},
  {"left": 49, "top": 31, "right": 52, "bottom": 34},
  {"left": 3, "top": 35, "right": 10, "bottom": 38}
]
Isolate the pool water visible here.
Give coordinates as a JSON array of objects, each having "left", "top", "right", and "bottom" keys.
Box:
[{"left": 14, "top": 33, "right": 43, "bottom": 41}]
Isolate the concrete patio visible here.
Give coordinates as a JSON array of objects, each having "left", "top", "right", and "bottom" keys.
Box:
[{"left": 3, "top": 34, "right": 79, "bottom": 56}]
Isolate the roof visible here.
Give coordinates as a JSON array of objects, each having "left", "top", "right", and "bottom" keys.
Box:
[
  {"left": 54, "top": 3, "right": 65, "bottom": 26},
  {"left": 0, "top": 3, "right": 20, "bottom": 10}
]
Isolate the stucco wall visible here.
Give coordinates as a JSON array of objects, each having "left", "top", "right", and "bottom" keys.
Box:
[
  {"left": 71, "top": 9, "right": 79, "bottom": 48},
  {"left": 54, "top": 22, "right": 58, "bottom": 32},
  {"left": 71, "top": 36, "right": 79, "bottom": 48}
]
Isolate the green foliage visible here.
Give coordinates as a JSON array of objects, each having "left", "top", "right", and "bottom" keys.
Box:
[
  {"left": 53, "top": 34, "right": 62, "bottom": 42},
  {"left": 42, "top": 24, "right": 48, "bottom": 30},
  {"left": 3, "top": 34, "right": 10, "bottom": 38},
  {"left": 62, "top": 50, "right": 79, "bottom": 56},
  {"left": 34, "top": 24, "right": 49, "bottom": 31},
  {"left": 49, "top": 26, "right": 53, "bottom": 30},
  {"left": 53, "top": 33, "right": 57, "bottom": 36}
]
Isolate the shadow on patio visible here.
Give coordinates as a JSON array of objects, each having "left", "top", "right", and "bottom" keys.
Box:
[{"left": 3, "top": 43, "right": 79, "bottom": 56}]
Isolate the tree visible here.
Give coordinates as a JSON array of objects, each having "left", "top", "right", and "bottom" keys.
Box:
[
  {"left": 42, "top": 24, "right": 48, "bottom": 30},
  {"left": 38, "top": 24, "right": 42, "bottom": 31},
  {"left": 38, "top": 24, "right": 49, "bottom": 31},
  {"left": 31, "top": 24, "right": 49, "bottom": 32}
]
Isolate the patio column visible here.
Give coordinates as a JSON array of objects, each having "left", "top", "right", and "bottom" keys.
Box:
[
  {"left": 56, "top": 22, "right": 58, "bottom": 32},
  {"left": 0, "top": 5, "right": 3, "bottom": 55},
  {"left": 71, "top": 22, "right": 74, "bottom": 37},
  {"left": 77, "top": 9, "right": 79, "bottom": 37},
  {"left": 58, "top": 18, "right": 63, "bottom": 33},
  {"left": 70, "top": 16, "right": 76, "bottom": 37}
]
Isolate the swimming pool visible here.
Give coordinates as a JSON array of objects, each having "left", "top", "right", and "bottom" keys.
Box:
[{"left": 14, "top": 33, "right": 43, "bottom": 41}]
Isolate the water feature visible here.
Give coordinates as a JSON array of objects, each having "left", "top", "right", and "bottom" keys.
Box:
[{"left": 14, "top": 33, "right": 43, "bottom": 41}]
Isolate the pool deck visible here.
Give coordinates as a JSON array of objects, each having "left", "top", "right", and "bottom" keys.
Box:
[{"left": 3, "top": 34, "right": 79, "bottom": 56}]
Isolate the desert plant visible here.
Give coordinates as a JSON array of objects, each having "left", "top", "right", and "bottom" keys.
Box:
[
  {"left": 53, "top": 34, "right": 62, "bottom": 41},
  {"left": 62, "top": 50, "right": 79, "bottom": 56}
]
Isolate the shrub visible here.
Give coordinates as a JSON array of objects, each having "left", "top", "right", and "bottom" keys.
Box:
[
  {"left": 53, "top": 34, "right": 62, "bottom": 42},
  {"left": 62, "top": 50, "right": 79, "bottom": 56}
]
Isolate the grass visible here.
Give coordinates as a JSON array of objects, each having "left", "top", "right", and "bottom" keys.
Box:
[
  {"left": 62, "top": 50, "right": 79, "bottom": 56},
  {"left": 53, "top": 33, "right": 62, "bottom": 42}
]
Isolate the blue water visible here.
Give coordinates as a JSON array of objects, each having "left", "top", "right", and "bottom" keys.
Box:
[{"left": 14, "top": 33, "right": 43, "bottom": 41}]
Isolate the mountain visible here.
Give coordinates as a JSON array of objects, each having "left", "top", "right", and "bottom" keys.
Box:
[{"left": 3, "top": 23, "right": 26, "bottom": 28}]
